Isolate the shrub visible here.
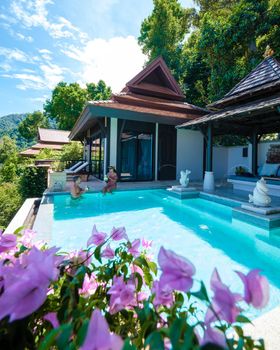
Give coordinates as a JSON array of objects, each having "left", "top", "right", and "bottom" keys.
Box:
[
  {"left": 60, "top": 141, "right": 83, "bottom": 162},
  {"left": 0, "top": 183, "right": 22, "bottom": 229},
  {"left": 19, "top": 166, "right": 48, "bottom": 199},
  {"left": 0, "top": 226, "right": 269, "bottom": 349}
]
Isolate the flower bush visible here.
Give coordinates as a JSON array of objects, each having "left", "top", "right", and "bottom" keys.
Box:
[{"left": 0, "top": 226, "right": 269, "bottom": 350}]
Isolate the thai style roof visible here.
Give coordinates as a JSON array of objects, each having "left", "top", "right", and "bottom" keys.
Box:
[
  {"left": 209, "top": 56, "right": 280, "bottom": 109},
  {"left": 38, "top": 128, "right": 70, "bottom": 144},
  {"left": 178, "top": 55, "right": 280, "bottom": 136},
  {"left": 20, "top": 128, "right": 70, "bottom": 157},
  {"left": 70, "top": 57, "right": 208, "bottom": 140}
]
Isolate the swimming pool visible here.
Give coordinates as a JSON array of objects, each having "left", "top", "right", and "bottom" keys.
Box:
[{"left": 41, "top": 189, "right": 280, "bottom": 318}]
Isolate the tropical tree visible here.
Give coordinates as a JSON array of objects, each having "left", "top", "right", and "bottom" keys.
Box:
[
  {"left": 44, "top": 80, "right": 112, "bottom": 130},
  {"left": 0, "top": 136, "right": 18, "bottom": 164},
  {"left": 18, "top": 111, "right": 49, "bottom": 142},
  {"left": 138, "top": 0, "right": 194, "bottom": 81},
  {"left": 87, "top": 80, "right": 112, "bottom": 101},
  {"left": 44, "top": 82, "right": 88, "bottom": 130}
]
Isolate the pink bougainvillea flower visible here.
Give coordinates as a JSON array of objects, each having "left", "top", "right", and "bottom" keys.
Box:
[
  {"left": 44, "top": 312, "right": 60, "bottom": 328},
  {"left": 19, "top": 229, "right": 36, "bottom": 248},
  {"left": 0, "top": 231, "right": 17, "bottom": 253},
  {"left": 101, "top": 245, "right": 115, "bottom": 259},
  {"left": 158, "top": 247, "right": 195, "bottom": 292},
  {"left": 81, "top": 309, "right": 123, "bottom": 350},
  {"left": 128, "top": 239, "right": 140, "bottom": 257},
  {"left": 22, "top": 246, "right": 61, "bottom": 281},
  {"left": 87, "top": 225, "right": 107, "bottom": 247},
  {"left": 130, "top": 264, "right": 144, "bottom": 278},
  {"left": 210, "top": 268, "right": 241, "bottom": 323},
  {"left": 0, "top": 267, "right": 50, "bottom": 322},
  {"left": 142, "top": 238, "right": 152, "bottom": 249},
  {"left": 0, "top": 247, "right": 60, "bottom": 322},
  {"left": 236, "top": 269, "right": 269, "bottom": 309},
  {"left": 79, "top": 274, "right": 98, "bottom": 297},
  {"left": 108, "top": 276, "right": 136, "bottom": 314},
  {"left": 201, "top": 325, "right": 226, "bottom": 348},
  {"left": 111, "top": 226, "right": 128, "bottom": 241},
  {"left": 152, "top": 280, "right": 173, "bottom": 307}
]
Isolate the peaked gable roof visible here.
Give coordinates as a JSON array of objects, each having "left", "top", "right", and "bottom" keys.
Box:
[
  {"left": 123, "top": 56, "right": 185, "bottom": 101},
  {"left": 226, "top": 56, "right": 280, "bottom": 97},
  {"left": 38, "top": 128, "right": 70, "bottom": 144}
]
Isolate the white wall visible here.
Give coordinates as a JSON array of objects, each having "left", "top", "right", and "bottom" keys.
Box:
[
  {"left": 227, "top": 145, "right": 251, "bottom": 175},
  {"left": 109, "top": 118, "right": 118, "bottom": 167},
  {"left": 220, "top": 141, "right": 280, "bottom": 175},
  {"left": 176, "top": 129, "right": 204, "bottom": 180},
  {"left": 213, "top": 147, "right": 228, "bottom": 179}
]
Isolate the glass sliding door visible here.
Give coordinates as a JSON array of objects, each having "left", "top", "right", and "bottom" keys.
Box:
[
  {"left": 137, "top": 134, "right": 153, "bottom": 180},
  {"left": 120, "top": 131, "right": 153, "bottom": 181}
]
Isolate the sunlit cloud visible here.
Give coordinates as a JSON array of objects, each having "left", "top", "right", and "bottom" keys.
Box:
[{"left": 62, "top": 36, "right": 147, "bottom": 92}]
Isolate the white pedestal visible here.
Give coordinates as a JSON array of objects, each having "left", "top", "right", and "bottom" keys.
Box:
[
  {"left": 241, "top": 204, "right": 280, "bottom": 215},
  {"left": 48, "top": 171, "right": 66, "bottom": 192},
  {"left": 170, "top": 186, "right": 196, "bottom": 193},
  {"left": 203, "top": 171, "right": 215, "bottom": 192}
]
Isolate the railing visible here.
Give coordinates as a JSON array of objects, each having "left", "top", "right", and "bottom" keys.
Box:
[{"left": 35, "top": 159, "right": 104, "bottom": 180}]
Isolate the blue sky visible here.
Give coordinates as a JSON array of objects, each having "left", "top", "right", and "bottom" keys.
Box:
[{"left": 0, "top": 0, "right": 195, "bottom": 117}]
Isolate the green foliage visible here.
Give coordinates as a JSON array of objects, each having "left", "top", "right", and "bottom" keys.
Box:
[
  {"left": 59, "top": 141, "right": 83, "bottom": 162},
  {"left": 0, "top": 113, "right": 29, "bottom": 149},
  {"left": 0, "top": 136, "right": 18, "bottom": 163},
  {"left": 44, "top": 80, "right": 112, "bottom": 130},
  {"left": 139, "top": 0, "right": 280, "bottom": 144},
  {"left": 86, "top": 80, "right": 112, "bottom": 101},
  {"left": 19, "top": 166, "right": 48, "bottom": 199},
  {"left": 36, "top": 148, "right": 60, "bottom": 160},
  {"left": 0, "top": 182, "right": 22, "bottom": 229},
  {"left": 138, "top": 0, "right": 195, "bottom": 80},
  {"left": 18, "top": 111, "right": 49, "bottom": 142}
]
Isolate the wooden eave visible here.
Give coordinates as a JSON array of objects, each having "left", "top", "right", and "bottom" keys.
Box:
[{"left": 178, "top": 94, "right": 280, "bottom": 136}]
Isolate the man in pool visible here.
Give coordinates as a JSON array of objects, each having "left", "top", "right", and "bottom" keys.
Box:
[
  {"left": 102, "top": 166, "right": 118, "bottom": 195},
  {"left": 71, "top": 176, "right": 88, "bottom": 199}
]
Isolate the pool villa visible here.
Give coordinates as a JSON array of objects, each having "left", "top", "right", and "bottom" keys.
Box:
[{"left": 5, "top": 54, "right": 280, "bottom": 349}]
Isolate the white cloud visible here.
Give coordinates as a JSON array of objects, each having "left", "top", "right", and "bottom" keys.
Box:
[
  {"left": 0, "top": 63, "right": 12, "bottom": 72},
  {"left": 15, "top": 32, "right": 34, "bottom": 42},
  {"left": 62, "top": 36, "right": 147, "bottom": 92},
  {"left": 10, "top": 0, "right": 88, "bottom": 41},
  {"left": 0, "top": 47, "right": 31, "bottom": 63},
  {"left": 38, "top": 48, "right": 52, "bottom": 61},
  {"left": 30, "top": 94, "right": 48, "bottom": 103}
]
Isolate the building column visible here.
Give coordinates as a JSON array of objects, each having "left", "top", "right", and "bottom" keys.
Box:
[
  {"left": 203, "top": 123, "right": 215, "bottom": 191},
  {"left": 109, "top": 118, "right": 118, "bottom": 168},
  {"left": 155, "top": 123, "right": 159, "bottom": 181},
  {"left": 251, "top": 128, "right": 258, "bottom": 176}
]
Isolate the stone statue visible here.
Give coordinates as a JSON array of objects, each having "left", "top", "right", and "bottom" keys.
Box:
[
  {"left": 249, "top": 177, "right": 271, "bottom": 207},
  {"left": 179, "top": 170, "right": 191, "bottom": 188}
]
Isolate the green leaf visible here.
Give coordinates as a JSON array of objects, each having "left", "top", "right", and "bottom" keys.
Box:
[
  {"left": 236, "top": 315, "right": 252, "bottom": 324},
  {"left": 56, "top": 324, "right": 73, "bottom": 349},
  {"left": 13, "top": 226, "right": 24, "bottom": 235},
  {"left": 38, "top": 325, "right": 70, "bottom": 350},
  {"left": 94, "top": 245, "right": 102, "bottom": 263},
  {"left": 191, "top": 282, "right": 210, "bottom": 302},
  {"left": 122, "top": 338, "right": 137, "bottom": 350},
  {"left": 170, "top": 317, "right": 185, "bottom": 348},
  {"left": 134, "top": 272, "right": 143, "bottom": 292},
  {"left": 145, "top": 331, "right": 164, "bottom": 350}
]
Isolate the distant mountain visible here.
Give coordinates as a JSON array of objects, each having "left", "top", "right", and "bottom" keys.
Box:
[{"left": 0, "top": 113, "right": 30, "bottom": 149}]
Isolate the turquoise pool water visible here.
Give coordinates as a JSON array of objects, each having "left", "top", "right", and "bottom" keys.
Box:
[{"left": 52, "top": 189, "right": 280, "bottom": 318}]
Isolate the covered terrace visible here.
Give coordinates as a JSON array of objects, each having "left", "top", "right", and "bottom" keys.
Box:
[{"left": 178, "top": 55, "right": 280, "bottom": 192}]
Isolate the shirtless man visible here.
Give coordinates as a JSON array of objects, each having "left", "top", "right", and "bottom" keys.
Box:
[{"left": 71, "top": 176, "right": 87, "bottom": 199}]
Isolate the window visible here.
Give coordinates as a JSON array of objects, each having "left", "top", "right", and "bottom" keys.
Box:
[{"left": 242, "top": 147, "right": 248, "bottom": 158}]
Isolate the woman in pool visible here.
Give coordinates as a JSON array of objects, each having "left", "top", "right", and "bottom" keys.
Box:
[
  {"left": 71, "top": 176, "right": 88, "bottom": 199},
  {"left": 102, "top": 166, "right": 118, "bottom": 195}
]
